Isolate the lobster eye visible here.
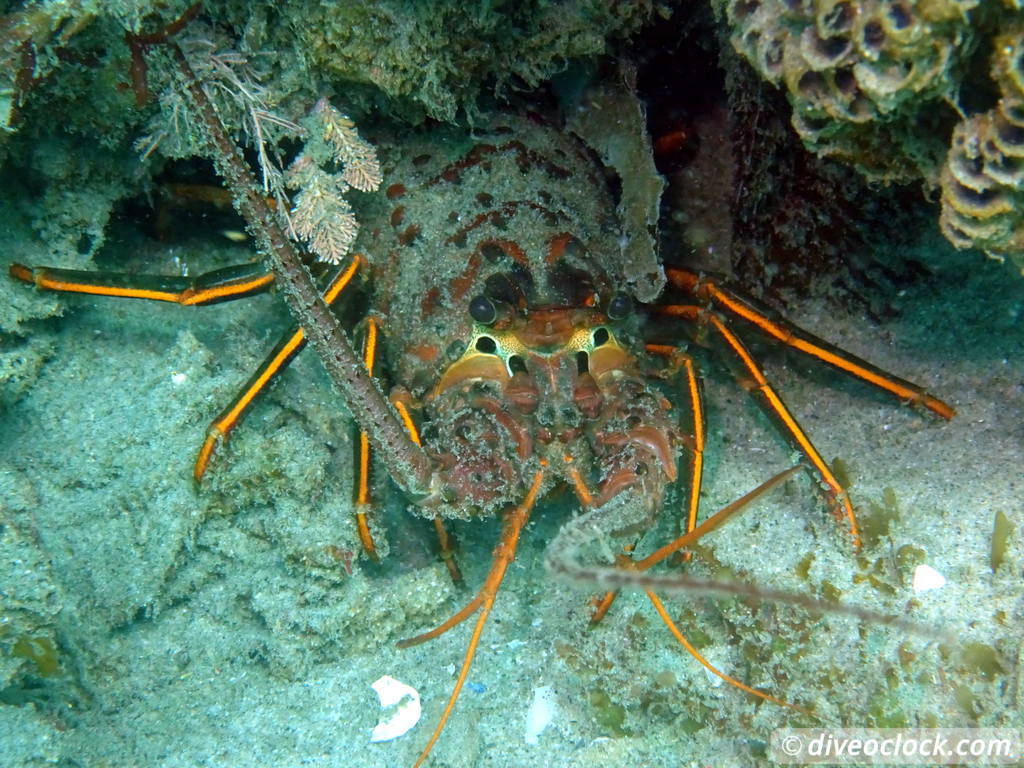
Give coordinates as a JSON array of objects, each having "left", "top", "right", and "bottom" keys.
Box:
[
  {"left": 469, "top": 294, "right": 497, "bottom": 325},
  {"left": 607, "top": 292, "right": 632, "bottom": 320},
  {"left": 576, "top": 350, "right": 589, "bottom": 374}
]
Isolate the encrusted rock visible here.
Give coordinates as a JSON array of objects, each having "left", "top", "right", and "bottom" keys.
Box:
[
  {"left": 940, "top": 26, "right": 1024, "bottom": 271},
  {"left": 718, "top": 0, "right": 978, "bottom": 182}
]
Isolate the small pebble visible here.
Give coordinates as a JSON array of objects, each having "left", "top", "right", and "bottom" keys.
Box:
[
  {"left": 912, "top": 563, "right": 946, "bottom": 593},
  {"left": 524, "top": 685, "right": 557, "bottom": 745}
]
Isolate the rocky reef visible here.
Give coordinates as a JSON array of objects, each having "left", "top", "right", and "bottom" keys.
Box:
[
  {"left": 717, "top": 0, "right": 976, "bottom": 184},
  {"left": 940, "top": 23, "right": 1024, "bottom": 272},
  {"left": 715, "top": 0, "right": 1024, "bottom": 271}
]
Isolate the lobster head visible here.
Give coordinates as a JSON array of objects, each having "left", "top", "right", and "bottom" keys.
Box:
[{"left": 421, "top": 288, "right": 680, "bottom": 532}]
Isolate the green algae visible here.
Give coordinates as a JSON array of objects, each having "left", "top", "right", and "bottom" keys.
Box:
[
  {"left": 990, "top": 510, "right": 1013, "bottom": 572},
  {"left": 588, "top": 689, "right": 629, "bottom": 737},
  {"left": 10, "top": 636, "right": 60, "bottom": 678},
  {"left": 868, "top": 691, "right": 910, "bottom": 728},
  {"left": 955, "top": 684, "right": 981, "bottom": 719},
  {"left": 895, "top": 545, "right": 926, "bottom": 571},
  {"left": 859, "top": 487, "right": 900, "bottom": 549},
  {"left": 820, "top": 581, "right": 843, "bottom": 603},
  {"left": 794, "top": 552, "right": 814, "bottom": 581},
  {"left": 830, "top": 456, "right": 853, "bottom": 490},
  {"left": 962, "top": 643, "right": 1004, "bottom": 682}
]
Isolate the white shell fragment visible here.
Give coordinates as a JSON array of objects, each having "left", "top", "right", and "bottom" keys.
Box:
[
  {"left": 369, "top": 675, "right": 421, "bottom": 743},
  {"left": 912, "top": 564, "right": 947, "bottom": 593},
  {"left": 524, "top": 685, "right": 557, "bottom": 745}
]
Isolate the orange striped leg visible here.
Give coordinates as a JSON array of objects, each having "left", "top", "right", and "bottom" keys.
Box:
[
  {"left": 9, "top": 261, "right": 276, "bottom": 305},
  {"left": 352, "top": 315, "right": 382, "bottom": 559},
  {"left": 10, "top": 257, "right": 360, "bottom": 482},
  {"left": 646, "top": 344, "right": 706, "bottom": 550},
  {"left": 193, "top": 258, "right": 361, "bottom": 482},
  {"left": 660, "top": 303, "right": 862, "bottom": 547},
  {"left": 665, "top": 268, "right": 955, "bottom": 420},
  {"left": 352, "top": 319, "right": 464, "bottom": 565}
]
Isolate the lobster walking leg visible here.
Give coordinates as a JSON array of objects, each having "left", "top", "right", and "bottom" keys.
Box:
[
  {"left": 195, "top": 259, "right": 361, "bottom": 482},
  {"left": 325, "top": 307, "right": 462, "bottom": 577},
  {"left": 388, "top": 394, "right": 464, "bottom": 583},
  {"left": 351, "top": 317, "right": 464, "bottom": 572},
  {"left": 665, "top": 268, "right": 956, "bottom": 420},
  {"left": 10, "top": 257, "right": 362, "bottom": 482},
  {"left": 645, "top": 345, "right": 707, "bottom": 542},
  {"left": 660, "top": 302, "right": 862, "bottom": 546},
  {"left": 9, "top": 261, "right": 275, "bottom": 305},
  {"left": 353, "top": 315, "right": 383, "bottom": 559}
]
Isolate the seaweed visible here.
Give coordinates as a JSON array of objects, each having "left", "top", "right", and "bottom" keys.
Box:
[{"left": 989, "top": 510, "right": 1013, "bottom": 573}]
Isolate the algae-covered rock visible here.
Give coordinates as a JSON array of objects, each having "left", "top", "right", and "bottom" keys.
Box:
[
  {"left": 566, "top": 60, "right": 666, "bottom": 302},
  {"left": 716, "top": 0, "right": 979, "bottom": 184},
  {"left": 279, "top": 0, "right": 654, "bottom": 123},
  {"left": 940, "top": 24, "right": 1024, "bottom": 274},
  {"left": 0, "top": 475, "right": 63, "bottom": 693}
]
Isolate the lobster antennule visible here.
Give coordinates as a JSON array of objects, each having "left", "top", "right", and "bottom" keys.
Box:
[{"left": 406, "top": 470, "right": 544, "bottom": 768}]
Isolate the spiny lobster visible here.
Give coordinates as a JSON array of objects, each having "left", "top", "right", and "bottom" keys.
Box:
[{"left": 7, "top": 26, "right": 954, "bottom": 768}]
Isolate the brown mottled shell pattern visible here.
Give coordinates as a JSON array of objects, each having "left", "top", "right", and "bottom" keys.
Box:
[{"left": 361, "top": 113, "right": 628, "bottom": 398}]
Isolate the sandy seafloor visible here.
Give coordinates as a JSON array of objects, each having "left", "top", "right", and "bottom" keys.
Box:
[{"left": 1, "top": 216, "right": 1022, "bottom": 768}]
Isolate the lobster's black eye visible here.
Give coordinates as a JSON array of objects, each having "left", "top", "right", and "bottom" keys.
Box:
[
  {"left": 475, "top": 336, "right": 497, "bottom": 354},
  {"left": 607, "top": 292, "right": 632, "bottom": 320},
  {"left": 469, "top": 294, "right": 497, "bottom": 324},
  {"left": 576, "top": 350, "right": 589, "bottom": 374}
]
